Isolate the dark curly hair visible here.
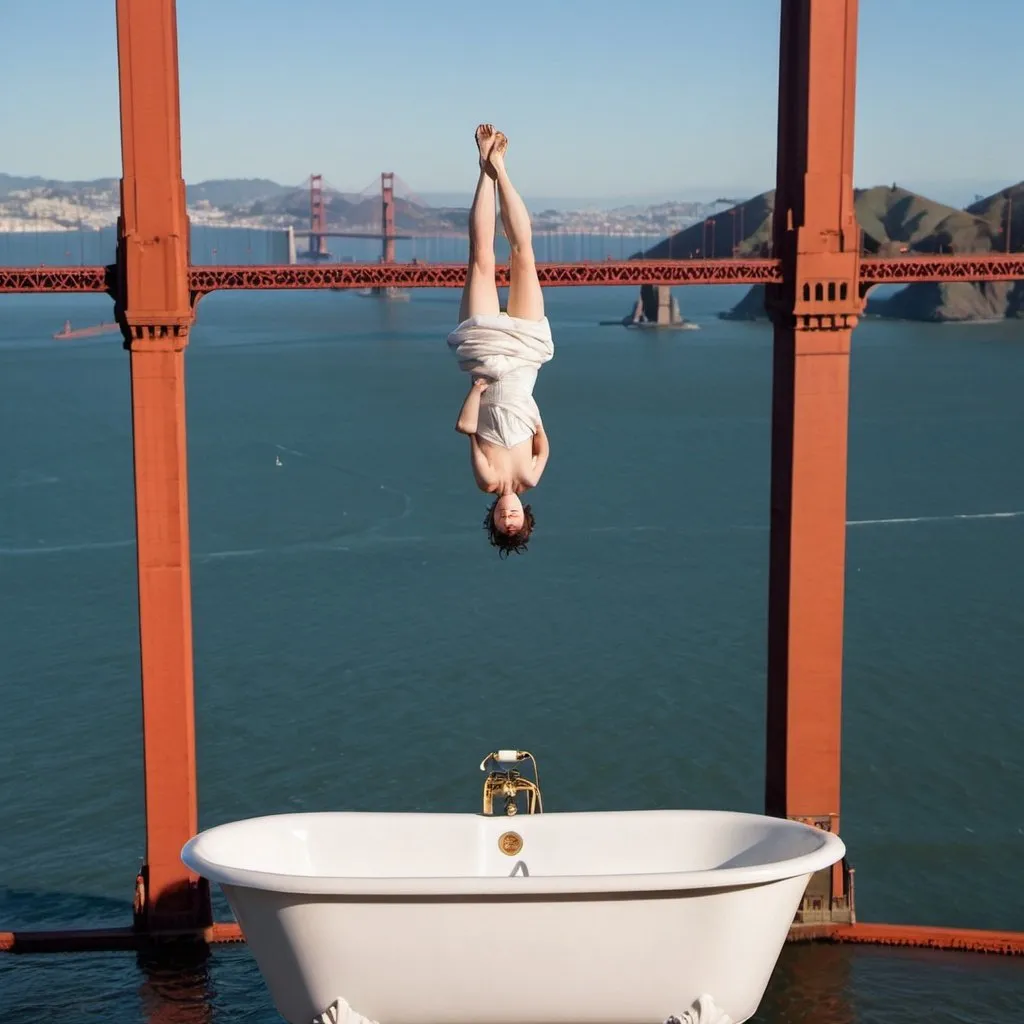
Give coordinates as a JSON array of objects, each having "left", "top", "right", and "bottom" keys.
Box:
[{"left": 482, "top": 498, "right": 535, "bottom": 558}]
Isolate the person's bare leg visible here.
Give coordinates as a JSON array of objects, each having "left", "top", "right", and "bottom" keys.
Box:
[
  {"left": 458, "top": 124, "right": 501, "bottom": 323},
  {"left": 491, "top": 133, "right": 544, "bottom": 321}
]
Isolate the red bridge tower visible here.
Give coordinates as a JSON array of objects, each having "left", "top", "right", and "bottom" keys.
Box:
[
  {"left": 371, "top": 171, "right": 406, "bottom": 299},
  {"left": 381, "top": 172, "right": 396, "bottom": 265},
  {"left": 308, "top": 174, "right": 328, "bottom": 259}
]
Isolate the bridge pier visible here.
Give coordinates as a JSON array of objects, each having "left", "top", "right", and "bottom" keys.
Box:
[{"left": 765, "top": 0, "right": 861, "bottom": 928}]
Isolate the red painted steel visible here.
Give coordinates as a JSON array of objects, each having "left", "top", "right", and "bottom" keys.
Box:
[
  {"left": 860, "top": 252, "right": 1024, "bottom": 283},
  {"left": 5, "top": 919, "right": 1022, "bottom": 955},
  {"left": 381, "top": 171, "right": 396, "bottom": 265},
  {"left": 186, "top": 259, "right": 783, "bottom": 291},
  {"left": 5, "top": 254, "right": 1024, "bottom": 295},
  {"left": 2, "top": 0, "right": 1023, "bottom": 963},
  {"left": 792, "top": 923, "right": 1024, "bottom": 955},
  {"left": 0, "top": 266, "right": 113, "bottom": 293},
  {"left": 116, "top": 0, "right": 210, "bottom": 934},
  {"left": 309, "top": 174, "right": 328, "bottom": 257},
  {"left": 764, "top": 0, "right": 861, "bottom": 925},
  {"left": 0, "top": 922, "right": 243, "bottom": 954}
]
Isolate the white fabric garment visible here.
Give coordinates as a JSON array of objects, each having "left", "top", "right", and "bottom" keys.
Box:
[{"left": 447, "top": 312, "right": 554, "bottom": 448}]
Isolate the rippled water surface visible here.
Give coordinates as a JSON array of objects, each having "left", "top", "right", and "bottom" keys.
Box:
[{"left": 1, "top": 285, "right": 1022, "bottom": 1021}]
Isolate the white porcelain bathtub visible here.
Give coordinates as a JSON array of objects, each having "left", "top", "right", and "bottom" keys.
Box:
[{"left": 182, "top": 809, "right": 845, "bottom": 1024}]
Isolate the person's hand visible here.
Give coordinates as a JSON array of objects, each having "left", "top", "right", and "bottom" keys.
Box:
[{"left": 473, "top": 377, "right": 490, "bottom": 391}]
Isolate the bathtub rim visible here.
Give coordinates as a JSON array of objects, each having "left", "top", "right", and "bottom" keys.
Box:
[{"left": 181, "top": 808, "right": 846, "bottom": 897}]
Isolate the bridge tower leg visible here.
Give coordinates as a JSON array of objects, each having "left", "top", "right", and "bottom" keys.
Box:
[
  {"left": 115, "top": 0, "right": 210, "bottom": 936},
  {"left": 371, "top": 172, "right": 404, "bottom": 298},
  {"left": 381, "top": 172, "right": 396, "bottom": 265},
  {"left": 765, "top": 0, "right": 861, "bottom": 931},
  {"left": 309, "top": 174, "right": 328, "bottom": 259}
]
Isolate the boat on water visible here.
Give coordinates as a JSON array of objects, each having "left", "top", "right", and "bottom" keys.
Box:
[{"left": 52, "top": 319, "right": 120, "bottom": 341}]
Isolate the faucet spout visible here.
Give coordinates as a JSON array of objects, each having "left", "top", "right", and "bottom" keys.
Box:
[{"left": 480, "top": 749, "right": 544, "bottom": 816}]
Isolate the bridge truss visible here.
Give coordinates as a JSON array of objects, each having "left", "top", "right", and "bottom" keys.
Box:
[{"left": 4, "top": 253, "right": 1024, "bottom": 295}]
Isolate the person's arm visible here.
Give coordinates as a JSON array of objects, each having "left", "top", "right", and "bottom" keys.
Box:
[
  {"left": 469, "top": 434, "right": 498, "bottom": 492},
  {"left": 455, "top": 378, "right": 488, "bottom": 434},
  {"left": 523, "top": 422, "right": 550, "bottom": 487}
]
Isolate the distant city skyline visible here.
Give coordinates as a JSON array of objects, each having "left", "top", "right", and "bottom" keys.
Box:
[
  {"left": 3, "top": 175, "right": 1016, "bottom": 218},
  {"left": 2, "top": 0, "right": 1022, "bottom": 201}
]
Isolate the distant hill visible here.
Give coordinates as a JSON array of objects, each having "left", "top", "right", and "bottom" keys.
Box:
[
  {"left": 0, "top": 172, "right": 469, "bottom": 233},
  {"left": 0, "top": 171, "right": 713, "bottom": 237},
  {"left": 237, "top": 186, "right": 466, "bottom": 233},
  {"left": 1, "top": 172, "right": 293, "bottom": 205},
  {"left": 864, "top": 181, "right": 1024, "bottom": 322},
  {"left": 965, "top": 182, "right": 1024, "bottom": 235},
  {"left": 0, "top": 172, "right": 119, "bottom": 197},
  {"left": 1, "top": 173, "right": 277, "bottom": 205},
  {"left": 186, "top": 178, "right": 292, "bottom": 205},
  {"left": 662, "top": 182, "right": 1024, "bottom": 323},
  {"left": 634, "top": 192, "right": 775, "bottom": 260}
]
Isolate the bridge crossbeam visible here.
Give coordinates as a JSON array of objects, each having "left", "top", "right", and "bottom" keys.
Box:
[
  {"left": 3, "top": 253, "right": 1024, "bottom": 294},
  {"left": 860, "top": 253, "right": 1024, "bottom": 283}
]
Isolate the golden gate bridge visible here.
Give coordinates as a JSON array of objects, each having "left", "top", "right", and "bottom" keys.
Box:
[
  {"left": 7, "top": 168, "right": 1024, "bottom": 293},
  {"left": 286, "top": 171, "right": 687, "bottom": 265},
  {"left": 6, "top": 167, "right": 1024, "bottom": 296},
  {"left": 5, "top": 252, "right": 1024, "bottom": 296},
  {"left": 4, "top": 0, "right": 1024, "bottom": 974}
]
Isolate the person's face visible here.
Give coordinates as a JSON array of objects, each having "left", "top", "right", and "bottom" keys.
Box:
[{"left": 493, "top": 493, "right": 524, "bottom": 534}]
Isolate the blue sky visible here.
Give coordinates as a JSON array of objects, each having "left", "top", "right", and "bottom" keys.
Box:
[{"left": 0, "top": 0, "right": 1021, "bottom": 204}]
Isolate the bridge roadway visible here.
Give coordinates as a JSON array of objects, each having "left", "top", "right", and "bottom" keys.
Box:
[{"left": 3, "top": 253, "right": 1024, "bottom": 294}]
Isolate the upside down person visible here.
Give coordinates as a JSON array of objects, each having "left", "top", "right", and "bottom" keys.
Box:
[{"left": 447, "top": 125, "right": 553, "bottom": 557}]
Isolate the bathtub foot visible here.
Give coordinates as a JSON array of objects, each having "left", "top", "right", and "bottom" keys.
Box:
[
  {"left": 313, "top": 996, "right": 380, "bottom": 1024},
  {"left": 665, "top": 993, "right": 734, "bottom": 1024}
]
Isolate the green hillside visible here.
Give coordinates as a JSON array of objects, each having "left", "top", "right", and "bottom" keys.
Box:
[{"left": 649, "top": 182, "right": 1024, "bottom": 323}]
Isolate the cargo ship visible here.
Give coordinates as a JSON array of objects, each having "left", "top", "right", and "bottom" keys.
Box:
[{"left": 53, "top": 319, "right": 120, "bottom": 340}]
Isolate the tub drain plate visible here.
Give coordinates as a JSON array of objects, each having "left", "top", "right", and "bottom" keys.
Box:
[{"left": 498, "top": 831, "right": 523, "bottom": 856}]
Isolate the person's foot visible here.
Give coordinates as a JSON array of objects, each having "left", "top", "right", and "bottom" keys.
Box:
[
  {"left": 475, "top": 124, "right": 498, "bottom": 178},
  {"left": 490, "top": 132, "right": 508, "bottom": 176}
]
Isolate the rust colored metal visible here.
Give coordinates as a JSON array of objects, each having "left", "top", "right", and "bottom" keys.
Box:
[
  {"left": 191, "top": 259, "right": 780, "bottom": 290},
  {"left": 186, "top": 259, "right": 782, "bottom": 292},
  {"left": 6, "top": 254, "right": 1024, "bottom": 296},
  {"left": 0, "top": 922, "right": 243, "bottom": 954},
  {"left": 5, "top": 919, "right": 1021, "bottom": 956},
  {"left": 381, "top": 171, "right": 396, "bottom": 264},
  {"left": 0, "top": 266, "right": 114, "bottom": 293},
  {"left": 859, "top": 252, "right": 1024, "bottom": 283},
  {"left": 0, "top": 928, "right": 141, "bottom": 954},
  {"left": 764, "top": 0, "right": 860, "bottom": 927},
  {"left": 116, "top": 0, "right": 209, "bottom": 935},
  {"left": 3, "top": 0, "right": 1024, "bottom": 964},
  {"left": 309, "top": 174, "right": 328, "bottom": 258},
  {"left": 790, "top": 922, "right": 1024, "bottom": 956},
  {"left": 208, "top": 921, "right": 244, "bottom": 943}
]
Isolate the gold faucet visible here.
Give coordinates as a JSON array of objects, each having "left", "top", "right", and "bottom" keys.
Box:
[{"left": 480, "top": 750, "right": 544, "bottom": 816}]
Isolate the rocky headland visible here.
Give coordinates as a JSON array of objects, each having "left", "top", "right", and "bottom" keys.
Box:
[{"left": 639, "top": 182, "right": 1024, "bottom": 323}]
